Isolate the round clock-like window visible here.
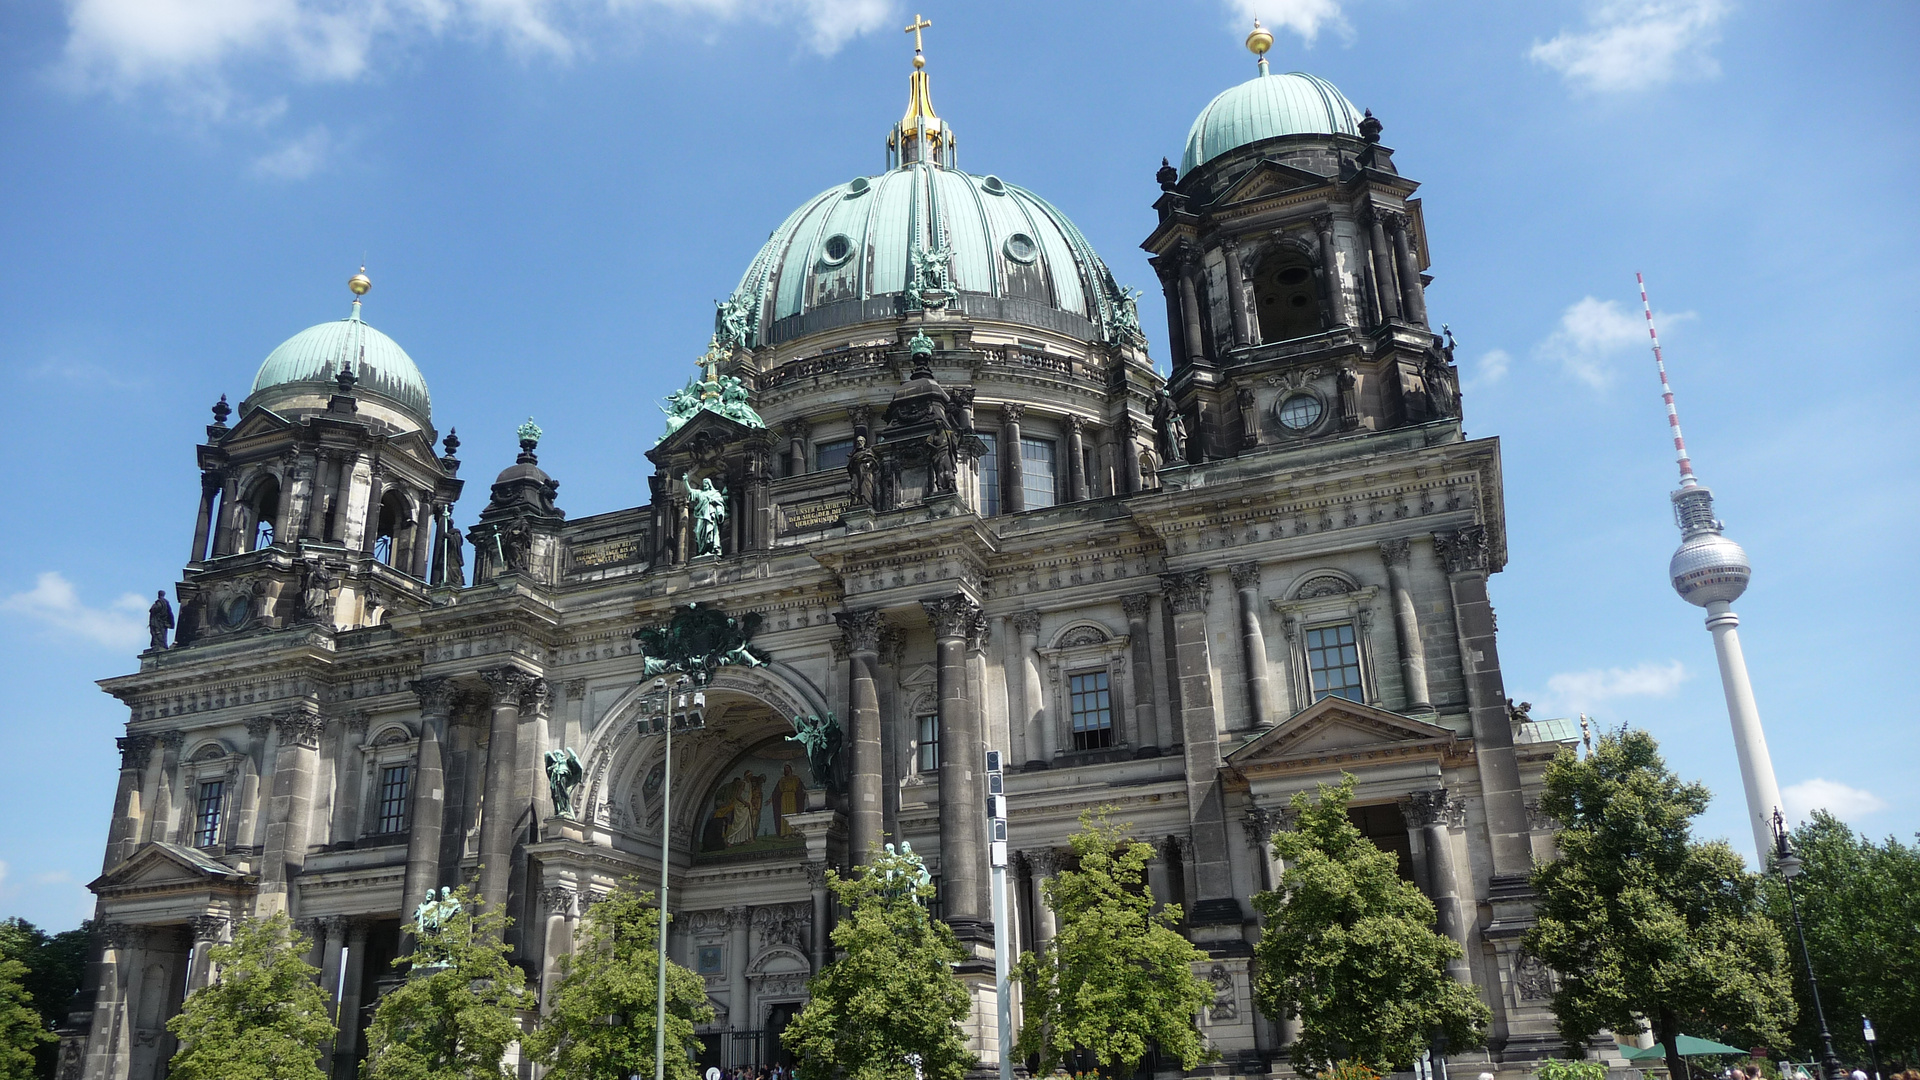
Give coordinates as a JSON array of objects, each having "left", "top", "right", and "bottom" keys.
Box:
[
  {"left": 1277, "top": 393, "right": 1323, "bottom": 431},
  {"left": 219, "top": 596, "right": 250, "bottom": 630},
  {"left": 820, "top": 234, "right": 854, "bottom": 266},
  {"left": 1004, "top": 233, "right": 1038, "bottom": 264}
]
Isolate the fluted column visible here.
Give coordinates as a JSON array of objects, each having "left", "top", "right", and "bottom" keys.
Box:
[
  {"left": 477, "top": 667, "right": 538, "bottom": 916},
  {"left": 1161, "top": 570, "right": 1238, "bottom": 920},
  {"left": 1387, "top": 212, "right": 1428, "bottom": 326},
  {"left": 1120, "top": 595, "right": 1159, "bottom": 751},
  {"left": 1403, "top": 791, "right": 1471, "bottom": 984},
  {"left": 1012, "top": 611, "right": 1049, "bottom": 767},
  {"left": 837, "top": 610, "right": 885, "bottom": 864},
  {"left": 402, "top": 677, "right": 454, "bottom": 949},
  {"left": 260, "top": 708, "right": 325, "bottom": 915},
  {"left": 1065, "top": 416, "right": 1089, "bottom": 503},
  {"left": 1178, "top": 258, "right": 1207, "bottom": 364},
  {"left": 1379, "top": 539, "right": 1432, "bottom": 712},
  {"left": 1229, "top": 564, "right": 1278, "bottom": 730},
  {"left": 1025, "top": 849, "right": 1059, "bottom": 949},
  {"left": 999, "top": 404, "right": 1026, "bottom": 514},
  {"left": 1314, "top": 215, "right": 1350, "bottom": 328},
  {"left": 1367, "top": 210, "right": 1402, "bottom": 323},
  {"left": 185, "top": 915, "right": 228, "bottom": 993},
  {"left": 1221, "top": 238, "right": 1250, "bottom": 347},
  {"left": 924, "top": 595, "right": 984, "bottom": 927}
]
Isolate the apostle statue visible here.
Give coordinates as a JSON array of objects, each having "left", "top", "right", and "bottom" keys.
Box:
[
  {"left": 927, "top": 424, "right": 959, "bottom": 495},
  {"left": 846, "top": 435, "right": 878, "bottom": 507},
  {"left": 299, "top": 562, "right": 334, "bottom": 623},
  {"left": 146, "top": 591, "right": 173, "bottom": 651},
  {"left": 544, "top": 747, "right": 584, "bottom": 820},
  {"left": 684, "top": 475, "right": 728, "bottom": 558},
  {"left": 442, "top": 523, "right": 466, "bottom": 588}
]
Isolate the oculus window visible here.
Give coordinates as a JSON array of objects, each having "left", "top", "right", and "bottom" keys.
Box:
[
  {"left": 1277, "top": 393, "right": 1323, "bottom": 432},
  {"left": 1306, "top": 623, "right": 1364, "bottom": 702},
  {"left": 1069, "top": 670, "right": 1114, "bottom": 750}
]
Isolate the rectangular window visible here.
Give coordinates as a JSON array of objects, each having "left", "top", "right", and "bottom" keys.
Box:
[
  {"left": 917, "top": 714, "right": 940, "bottom": 772},
  {"left": 1069, "top": 670, "right": 1114, "bottom": 750},
  {"left": 815, "top": 438, "right": 855, "bottom": 474},
  {"left": 1306, "top": 623, "right": 1365, "bottom": 702},
  {"left": 976, "top": 432, "right": 999, "bottom": 516},
  {"left": 1021, "top": 437, "right": 1057, "bottom": 510},
  {"left": 376, "top": 764, "right": 411, "bottom": 835},
  {"left": 193, "top": 780, "right": 224, "bottom": 848}
]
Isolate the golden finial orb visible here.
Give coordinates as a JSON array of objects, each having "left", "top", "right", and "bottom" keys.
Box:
[
  {"left": 348, "top": 267, "right": 371, "bottom": 296},
  {"left": 1246, "top": 19, "right": 1274, "bottom": 57}
]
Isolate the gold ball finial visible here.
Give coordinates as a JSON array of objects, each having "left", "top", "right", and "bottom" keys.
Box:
[
  {"left": 913, "top": 52, "right": 925, "bottom": 69},
  {"left": 348, "top": 267, "right": 371, "bottom": 296},
  {"left": 1246, "top": 19, "right": 1274, "bottom": 57}
]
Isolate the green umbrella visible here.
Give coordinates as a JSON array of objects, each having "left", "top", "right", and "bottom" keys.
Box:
[{"left": 1619, "top": 1036, "right": 1752, "bottom": 1060}]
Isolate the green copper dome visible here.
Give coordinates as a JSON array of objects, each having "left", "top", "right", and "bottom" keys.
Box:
[
  {"left": 1181, "top": 71, "right": 1363, "bottom": 176},
  {"left": 247, "top": 301, "right": 432, "bottom": 424},
  {"left": 727, "top": 162, "right": 1134, "bottom": 348}
]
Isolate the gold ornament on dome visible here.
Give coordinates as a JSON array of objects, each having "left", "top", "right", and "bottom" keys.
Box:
[
  {"left": 1246, "top": 20, "right": 1274, "bottom": 57},
  {"left": 349, "top": 267, "right": 372, "bottom": 296}
]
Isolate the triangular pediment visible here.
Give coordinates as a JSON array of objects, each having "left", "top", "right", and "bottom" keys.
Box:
[
  {"left": 224, "top": 407, "right": 292, "bottom": 442},
  {"left": 91, "top": 843, "right": 251, "bottom": 896},
  {"left": 645, "top": 408, "right": 761, "bottom": 464},
  {"left": 1227, "top": 696, "right": 1454, "bottom": 770},
  {"left": 1216, "top": 159, "right": 1334, "bottom": 206}
]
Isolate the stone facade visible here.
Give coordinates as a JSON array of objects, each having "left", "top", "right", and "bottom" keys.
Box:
[{"left": 69, "top": 45, "right": 1576, "bottom": 1080}]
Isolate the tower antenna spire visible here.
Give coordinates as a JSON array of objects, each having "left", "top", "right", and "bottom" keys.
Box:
[{"left": 1638, "top": 271, "right": 1695, "bottom": 488}]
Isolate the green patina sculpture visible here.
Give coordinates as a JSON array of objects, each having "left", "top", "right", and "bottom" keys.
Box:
[
  {"left": 908, "top": 329, "right": 935, "bottom": 357},
  {"left": 655, "top": 336, "right": 766, "bottom": 445},
  {"left": 786, "top": 711, "right": 842, "bottom": 787},
  {"left": 683, "top": 474, "right": 728, "bottom": 558},
  {"left": 544, "top": 747, "right": 583, "bottom": 819},
  {"left": 632, "top": 603, "right": 769, "bottom": 682}
]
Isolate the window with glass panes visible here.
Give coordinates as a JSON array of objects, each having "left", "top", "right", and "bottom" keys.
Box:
[
  {"left": 1069, "top": 670, "right": 1113, "bottom": 749},
  {"left": 976, "top": 433, "right": 999, "bottom": 516},
  {"left": 916, "top": 714, "right": 940, "bottom": 772},
  {"left": 815, "top": 438, "right": 855, "bottom": 473},
  {"left": 375, "top": 765, "right": 411, "bottom": 835},
  {"left": 193, "top": 780, "right": 224, "bottom": 848},
  {"left": 1305, "top": 623, "right": 1364, "bottom": 702},
  {"left": 1021, "top": 437, "right": 1056, "bottom": 509}
]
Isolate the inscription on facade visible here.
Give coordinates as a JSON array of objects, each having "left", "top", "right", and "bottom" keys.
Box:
[
  {"left": 779, "top": 497, "right": 850, "bottom": 535},
  {"left": 570, "top": 537, "right": 644, "bottom": 568}
]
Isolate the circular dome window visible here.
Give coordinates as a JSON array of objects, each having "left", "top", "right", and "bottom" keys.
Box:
[
  {"left": 846, "top": 177, "right": 871, "bottom": 196},
  {"left": 821, "top": 234, "right": 855, "bottom": 267},
  {"left": 1004, "top": 233, "right": 1038, "bottom": 264},
  {"left": 981, "top": 175, "right": 1007, "bottom": 194},
  {"left": 1277, "top": 393, "right": 1323, "bottom": 432}
]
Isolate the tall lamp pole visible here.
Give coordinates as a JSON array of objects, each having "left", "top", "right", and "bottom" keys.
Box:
[
  {"left": 1863, "top": 1017, "right": 1879, "bottom": 1080},
  {"left": 646, "top": 675, "right": 707, "bottom": 1080},
  {"left": 1772, "top": 809, "right": 1844, "bottom": 1080}
]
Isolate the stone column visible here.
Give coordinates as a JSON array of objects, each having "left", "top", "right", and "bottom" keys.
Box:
[
  {"left": 1221, "top": 238, "right": 1250, "bottom": 347},
  {"left": 331, "top": 919, "right": 371, "bottom": 1080},
  {"left": 999, "top": 404, "right": 1026, "bottom": 514},
  {"left": 924, "top": 595, "right": 984, "bottom": 928},
  {"left": 233, "top": 718, "right": 274, "bottom": 853},
  {"left": 402, "top": 677, "right": 454, "bottom": 947},
  {"left": 806, "top": 862, "right": 830, "bottom": 972},
  {"left": 428, "top": 503, "right": 450, "bottom": 586},
  {"left": 260, "top": 709, "right": 325, "bottom": 915},
  {"left": 1120, "top": 595, "right": 1159, "bottom": 751},
  {"left": 330, "top": 717, "right": 367, "bottom": 845},
  {"left": 1367, "top": 210, "right": 1402, "bottom": 323},
  {"left": 360, "top": 463, "right": 387, "bottom": 556},
  {"left": 538, "top": 886, "right": 578, "bottom": 1012},
  {"left": 1024, "top": 849, "right": 1059, "bottom": 949},
  {"left": 1402, "top": 791, "right": 1471, "bottom": 985},
  {"left": 407, "top": 500, "right": 433, "bottom": 579},
  {"left": 837, "top": 610, "right": 885, "bottom": 864},
  {"left": 306, "top": 452, "right": 337, "bottom": 540},
  {"left": 189, "top": 473, "right": 219, "bottom": 564},
  {"left": 440, "top": 705, "right": 483, "bottom": 889},
  {"left": 1065, "top": 416, "right": 1089, "bottom": 502},
  {"left": 786, "top": 418, "right": 810, "bottom": 477},
  {"left": 477, "top": 667, "right": 537, "bottom": 917},
  {"left": 272, "top": 454, "right": 297, "bottom": 544},
  {"left": 1433, "top": 527, "right": 1531, "bottom": 876},
  {"left": 1387, "top": 212, "right": 1428, "bottom": 326},
  {"left": 1314, "top": 215, "right": 1350, "bottom": 328},
  {"left": 725, "top": 905, "right": 750, "bottom": 1056},
  {"left": 1119, "top": 415, "right": 1144, "bottom": 495},
  {"left": 1229, "top": 564, "right": 1278, "bottom": 730},
  {"left": 1160, "top": 570, "right": 1238, "bottom": 921},
  {"left": 1240, "top": 809, "right": 1281, "bottom": 893},
  {"left": 1012, "top": 612, "right": 1049, "bottom": 767},
  {"left": 105, "top": 735, "right": 153, "bottom": 869},
  {"left": 1178, "top": 259, "right": 1207, "bottom": 365},
  {"left": 1379, "top": 539, "right": 1433, "bottom": 712},
  {"left": 318, "top": 915, "right": 348, "bottom": 1011},
  {"left": 213, "top": 473, "right": 241, "bottom": 556},
  {"left": 146, "top": 731, "right": 183, "bottom": 844},
  {"left": 185, "top": 915, "right": 227, "bottom": 993}
]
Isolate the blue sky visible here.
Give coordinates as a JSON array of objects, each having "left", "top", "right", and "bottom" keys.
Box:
[{"left": 1, "top": 0, "right": 1914, "bottom": 931}]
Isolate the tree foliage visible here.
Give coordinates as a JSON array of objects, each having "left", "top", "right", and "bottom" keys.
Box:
[
  {"left": 164, "top": 913, "right": 335, "bottom": 1080},
  {"left": 362, "top": 885, "right": 534, "bottom": 1080},
  {"left": 522, "top": 883, "right": 713, "bottom": 1080},
  {"left": 0, "top": 918, "right": 89, "bottom": 1080},
  {"left": 1760, "top": 811, "right": 1920, "bottom": 1063},
  {"left": 1251, "top": 774, "right": 1489, "bottom": 1076},
  {"left": 782, "top": 847, "right": 975, "bottom": 1080},
  {"left": 0, "top": 954, "right": 51, "bottom": 1080},
  {"left": 1014, "top": 809, "right": 1214, "bottom": 1078},
  {"left": 1524, "top": 729, "right": 1794, "bottom": 1079}
]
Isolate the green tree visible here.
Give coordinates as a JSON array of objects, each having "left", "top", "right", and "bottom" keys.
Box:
[
  {"left": 523, "top": 883, "right": 713, "bottom": 1080},
  {"left": 1014, "top": 809, "right": 1215, "bottom": 1078},
  {"left": 1760, "top": 811, "right": 1920, "bottom": 1064},
  {"left": 0, "top": 919, "right": 88, "bottom": 1080},
  {"left": 362, "top": 885, "right": 534, "bottom": 1080},
  {"left": 1524, "top": 728, "right": 1794, "bottom": 1079},
  {"left": 782, "top": 847, "right": 974, "bottom": 1080},
  {"left": 0, "top": 953, "right": 51, "bottom": 1080},
  {"left": 1252, "top": 774, "right": 1489, "bottom": 1076},
  {"left": 163, "top": 913, "right": 335, "bottom": 1080}
]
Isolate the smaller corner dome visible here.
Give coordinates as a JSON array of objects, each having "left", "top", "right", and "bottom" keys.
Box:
[
  {"left": 1181, "top": 71, "right": 1363, "bottom": 176},
  {"left": 247, "top": 302, "right": 432, "bottom": 424}
]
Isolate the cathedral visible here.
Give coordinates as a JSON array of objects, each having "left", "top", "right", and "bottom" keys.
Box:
[{"left": 69, "top": 20, "right": 1580, "bottom": 1080}]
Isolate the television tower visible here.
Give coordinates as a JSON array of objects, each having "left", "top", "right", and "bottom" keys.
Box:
[{"left": 1640, "top": 273, "right": 1782, "bottom": 863}]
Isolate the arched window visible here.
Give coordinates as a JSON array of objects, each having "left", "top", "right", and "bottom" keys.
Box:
[
  {"left": 1253, "top": 252, "right": 1322, "bottom": 343},
  {"left": 243, "top": 477, "right": 280, "bottom": 553},
  {"left": 374, "top": 491, "right": 408, "bottom": 566}
]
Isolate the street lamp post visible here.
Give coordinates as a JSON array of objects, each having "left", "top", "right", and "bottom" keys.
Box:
[
  {"left": 1863, "top": 1018, "right": 1880, "bottom": 1080},
  {"left": 1772, "top": 809, "right": 1845, "bottom": 1080},
  {"left": 643, "top": 674, "right": 707, "bottom": 1080}
]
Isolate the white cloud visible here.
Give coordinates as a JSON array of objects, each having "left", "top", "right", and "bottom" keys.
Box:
[
  {"left": 1529, "top": 0, "right": 1731, "bottom": 94},
  {"left": 1470, "top": 348, "right": 1511, "bottom": 387},
  {"left": 1544, "top": 659, "right": 1687, "bottom": 712},
  {"left": 1782, "top": 778, "right": 1888, "bottom": 825},
  {"left": 1223, "top": 0, "right": 1350, "bottom": 46},
  {"left": 251, "top": 125, "right": 337, "bottom": 180},
  {"left": 0, "top": 572, "right": 150, "bottom": 651},
  {"left": 1536, "top": 295, "right": 1655, "bottom": 388}
]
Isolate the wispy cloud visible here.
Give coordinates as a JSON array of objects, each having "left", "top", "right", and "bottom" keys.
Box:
[
  {"left": 27, "top": 358, "right": 150, "bottom": 390},
  {"left": 0, "top": 572, "right": 150, "bottom": 651},
  {"left": 1469, "top": 348, "right": 1511, "bottom": 387},
  {"left": 1530, "top": 0, "right": 1731, "bottom": 94},
  {"left": 1222, "top": 0, "right": 1351, "bottom": 45},
  {"left": 1535, "top": 295, "right": 1684, "bottom": 388},
  {"left": 1782, "top": 778, "right": 1888, "bottom": 824},
  {"left": 1543, "top": 659, "right": 1688, "bottom": 713},
  {"left": 251, "top": 124, "right": 337, "bottom": 180}
]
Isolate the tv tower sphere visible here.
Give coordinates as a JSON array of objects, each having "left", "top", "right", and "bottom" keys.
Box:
[{"left": 1669, "top": 485, "right": 1751, "bottom": 607}]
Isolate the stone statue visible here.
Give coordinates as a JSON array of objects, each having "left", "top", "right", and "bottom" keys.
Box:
[
  {"left": 413, "top": 886, "right": 460, "bottom": 936},
  {"left": 683, "top": 476, "right": 727, "bottom": 558},
  {"left": 299, "top": 563, "right": 333, "bottom": 622},
  {"left": 146, "top": 591, "right": 173, "bottom": 651},
  {"left": 544, "top": 747, "right": 584, "bottom": 820},
  {"left": 718, "top": 376, "right": 765, "bottom": 428},
  {"left": 443, "top": 524, "right": 465, "bottom": 587},
  {"left": 1338, "top": 365, "right": 1360, "bottom": 427},
  {"left": 927, "top": 425, "right": 958, "bottom": 495},
  {"left": 1108, "top": 286, "right": 1143, "bottom": 342},
  {"left": 1424, "top": 349, "right": 1459, "bottom": 418},
  {"left": 846, "top": 436, "right": 878, "bottom": 507},
  {"left": 785, "top": 711, "right": 841, "bottom": 787},
  {"left": 1154, "top": 389, "right": 1188, "bottom": 464}
]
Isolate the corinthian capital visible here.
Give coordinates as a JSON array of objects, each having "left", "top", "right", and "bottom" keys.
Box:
[
  {"left": 922, "top": 595, "right": 981, "bottom": 641},
  {"left": 478, "top": 666, "right": 538, "bottom": 703},
  {"left": 117, "top": 734, "right": 155, "bottom": 772},
  {"left": 411, "top": 676, "right": 459, "bottom": 717},
  {"left": 836, "top": 609, "right": 883, "bottom": 654},
  {"left": 1431, "top": 526, "right": 1489, "bottom": 575},
  {"left": 274, "top": 710, "right": 325, "bottom": 750},
  {"left": 1119, "top": 593, "right": 1154, "bottom": 622},
  {"left": 1160, "top": 570, "right": 1212, "bottom": 614},
  {"left": 1400, "top": 788, "right": 1450, "bottom": 829},
  {"left": 1379, "top": 537, "right": 1412, "bottom": 568}
]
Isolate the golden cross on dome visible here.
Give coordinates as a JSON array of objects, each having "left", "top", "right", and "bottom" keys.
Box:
[{"left": 904, "top": 13, "right": 931, "bottom": 57}]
